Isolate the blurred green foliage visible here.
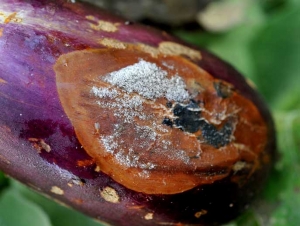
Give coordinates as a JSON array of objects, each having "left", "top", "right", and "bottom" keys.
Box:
[{"left": 0, "top": 0, "right": 299, "bottom": 225}]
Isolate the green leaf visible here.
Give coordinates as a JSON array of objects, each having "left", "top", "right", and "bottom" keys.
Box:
[
  {"left": 10, "top": 180, "right": 103, "bottom": 226},
  {"left": 0, "top": 189, "right": 52, "bottom": 226},
  {"left": 251, "top": 4, "right": 300, "bottom": 107}
]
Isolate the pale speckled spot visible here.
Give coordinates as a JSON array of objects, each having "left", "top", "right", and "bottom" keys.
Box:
[
  {"left": 95, "top": 165, "right": 101, "bottom": 172},
  {"left": 86, "top": 16, "right": 119, "bottom": 32},
  {"left": 0, "top": 154, "right": 10, "bottom": 164},
  {"left": 51, "top": 186, "right": 64, "bottom": 195},
  {"left": 232, "top": 161, "right": 247, "bottom": 173},
  {"left": 99, "top": 38, "right": 126, "bottom": 49},
  {"left": 158, "top": 42, "right": 202, "bottom": 60},
  {"left": 98, "top": 38, "right": 201, "bottom": 60},
  {"left": 144, "top": 213, "right": 154, "bottom": 220},
  {"left": 100, "top": 187, "right": 120, "bottom": 203},
  {"left": 0, "top": 12, "right": 22, "bottom": 24}
]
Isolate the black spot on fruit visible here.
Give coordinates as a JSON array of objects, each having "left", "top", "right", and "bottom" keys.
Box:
[
  {"left": 173, "top": 101, "right": 201, "bottom": 133},
  {"left": 198, "top": 120, "right": 233, "bottom": 148},
  {"left": 165, "top": 100, "right": 234, "bottom": 148}
]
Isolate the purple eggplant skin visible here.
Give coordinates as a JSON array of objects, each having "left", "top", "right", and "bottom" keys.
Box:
[{"left": 0, "top": 0, "right": 276, "bottom": 226}]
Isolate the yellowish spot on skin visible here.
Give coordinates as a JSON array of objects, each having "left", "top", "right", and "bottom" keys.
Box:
[
  {"left": 95, "top": 165, "right": 101, "bottom": 172},
  {"left": 28, "top": 138, "right": 51, "bottom": 153},
  {"left": 144, "top": 213, "right": 154, "bottom": 220},
  {"left": 136, "top": 43, "right": 160, "bottom": 57},
  {"left": 99, "top": 38, "right": 126, "bottom": 49},
  {"left": 86, "top": 15, "right": 97, "bottom": 21},
  {"left": 0, "top": 28, "right": 3, "bottom": 37},
  {"left": 67, "top": 178, "right": 84, "bottom": 187},
  {"left": 98, "top": 38, "right": 201, "bottom": 61},
  {"left": 158, "top": 42, "right": 202, "bottom": 60},
  {"left": 51, "top": 186, "right": 64, "bottom": 195},
  {"left": 232, "top": 161, "right": 247, "bottom": 173},
  {"left": 0, "top": 154, "right": 10, "bottom": 164},
  {"left": 100, "top": 187, "right": 120, "bottom": 203},
  {"left": 94, "top": 122, "right": 100, "bottom": 134},
  {"left": 194, "top": 209, "right": 208, "bottom": 218},
  {"left": 86, "top": 16, "right": 119, "bottom": 32},
  {"left": 0, "top": 12, "right": 22, "bottom": 24}
]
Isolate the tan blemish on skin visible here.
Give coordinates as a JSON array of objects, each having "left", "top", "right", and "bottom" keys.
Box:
[
  {"left": 158, "top": 42, "right": 202, "bottom": 60},
  {"left": 95, "top": 165, "right": 101, "bottom": 172},
  {"left": 86, "top": 16, "right": 119, "bottom": 32},
  {"left": 99, "top": 38, "right": 126, "bottom": 49},
  {"left": 70, "top": 178, "right": 85, "bottom": 186},
  {"left": 194, "top": 209, "right": 208, "bottom": 218},
  {"left": 232, "top": 161, "right": 247, "bottom": 173},
  {"left": 100, "top": 187, "right": 120, "bottom": 203},
  {"left": 51, "top": 186, "right": 64, "bottom": 195},
  {"left": 67, "top": 183, "right": 73, "bottom": 187},
  {"left": 94, "top": 122, "right": 100, "bottom": 134},
  {"left": 144, "top": 213, "right": 154, "bottom": 220},
  {"left": 0, "top": 28, "right": 3, "bottom": 37},
  {"left": 0, "top": 12, "right": 22, "bottom": 24},
  {"left": 136, "top": 43, "right": 160, "bottom": 57},
  {"left": 98, "top": 38, "right": 201, "bottom": 60},
  {"left": 85, "top": 15, "right": 98, "bottom": 21},
  {"left": 28, "top": 138, "right": 51, "bottom": 153},
  {"left": 0, "top": 154, "right": 10, "bottom": 164}
]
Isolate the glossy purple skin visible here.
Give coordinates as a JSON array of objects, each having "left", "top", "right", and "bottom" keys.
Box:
[{"left": 0, "top": 1, "right": 276, "bottom": 225}]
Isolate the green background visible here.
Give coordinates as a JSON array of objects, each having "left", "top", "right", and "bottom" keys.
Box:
[{"left": 1, "top": 0, "right": 299, "bottom": 225}]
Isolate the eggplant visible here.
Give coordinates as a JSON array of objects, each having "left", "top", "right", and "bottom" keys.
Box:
[{"left": 0, "top": 0, "right": 276, "bottom": 225}]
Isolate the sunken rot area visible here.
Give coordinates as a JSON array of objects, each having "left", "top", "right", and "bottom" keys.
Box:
[{"left": 0, "top": 0, "right": 275, "bottom": 225}]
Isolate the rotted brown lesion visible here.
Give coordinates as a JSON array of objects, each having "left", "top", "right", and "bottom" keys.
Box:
[{"left": 54, "top": 44, "right": 268, "bottom": 194}]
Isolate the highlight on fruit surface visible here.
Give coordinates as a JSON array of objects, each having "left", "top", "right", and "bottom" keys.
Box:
[{"left": 0, "top": 0, "right": 276, "bottom": 225}]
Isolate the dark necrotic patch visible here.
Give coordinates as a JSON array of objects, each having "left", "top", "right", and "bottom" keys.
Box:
[
  {"left": 163, "top": 100, "right": 234, "bottom": 148},
  {"left": 198, "top": 120, "right": 233, "bottom": 148},
  {"left": 173, "top": 101, "right": 201, "bottom": 133},
  {"left": 162, "top": 117, "right": 173, "bottom": 127}
]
